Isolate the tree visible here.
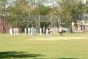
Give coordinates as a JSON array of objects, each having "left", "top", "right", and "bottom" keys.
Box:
[
  {"left": 7, "top": 0, "right": 31, "bottom": 28},
  {"left": 55, "top": 0, "right": 85, "bottom": 27},
  {"left": 85, "top": 0, "right": 88, "bottom": 14},
  {"left": 0, "top": 0, "right": 8, "bottom": 33},
  {"left": 30, "top": 5, "right": 52, "bottom": 15},
  {"left": 0, "top": 0, "right": 8, "bottom": 19}
]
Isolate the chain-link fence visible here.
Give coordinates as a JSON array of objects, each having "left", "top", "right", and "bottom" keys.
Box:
[{"left": 0, "top": 15, "right": 88, "bottom": 34}]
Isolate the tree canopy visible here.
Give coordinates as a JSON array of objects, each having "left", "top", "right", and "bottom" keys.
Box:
[{"left": 0, "top": 0, "right": 87, "bottom": 28}]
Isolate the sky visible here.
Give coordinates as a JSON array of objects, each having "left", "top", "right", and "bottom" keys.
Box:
[
  {"left": 7, "top": 0, "right": 87, "bottom": 6},
  {"left": 7, "top": 0, "right": 14, "bottom": 3},
  {"left": 7, "top": 0, "right": 57, "bottom": 6}
]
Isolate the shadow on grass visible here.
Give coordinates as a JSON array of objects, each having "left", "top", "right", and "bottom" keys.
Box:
[
  {"left": 0, "top": 51, "right": 44, "bottom": 59},
  {"left": 34, "top": 58, "right": 79, "bottom": 59},
  {"left": 59, "top": 58, "right": 79, "bottom": 59}
]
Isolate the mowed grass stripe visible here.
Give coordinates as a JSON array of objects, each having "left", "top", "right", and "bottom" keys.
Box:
[{"left": 0, "top": 33, "right": 88, "bottom": 59}]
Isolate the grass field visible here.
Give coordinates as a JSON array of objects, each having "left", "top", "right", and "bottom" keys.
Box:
[{"left": 0, "top": 33, "right": 88, "bottom": 59}]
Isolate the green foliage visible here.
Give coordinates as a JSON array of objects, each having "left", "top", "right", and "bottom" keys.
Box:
[
  {"left": 8, "top": 0, "right": 30, "bottom": 16},
  {"left": 55, "top": 0, "right": 85, "bottom": 27},
  {"left": 31, "top": 5, "right": 52, "bottom": 15},
  {"left": 6, "top": 0, "right": 31, "bottom": 27},
  {"left": 0, "top": 0, "right": 7, "bottom": 16},
  {"left": 30, "top": 5, "right": 52, "bottom": 27},
  {"left": 85, "top": 0, "right": 88, "bottom": 13},
  {"left": 0, "top": 0, "right": 87, "bottom": 28}
]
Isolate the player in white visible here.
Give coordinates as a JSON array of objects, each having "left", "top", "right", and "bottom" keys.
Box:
[
  {"left": 33, "top": 28, "right": 37, "bottom": 35},
  {"left": 40, "top": 28, "right": 42, "bottom": 35},
  {"left": 46, "top": 28, "right": 49, "bottom": 35},
  {"left": 24, "top": 28, "right": 27, "bottom": 34},
  {"left": 30, "top": 27, "right": 33, "bottom": 35},
  {"left": 9, "top": 27, "right": 13, "bottom": 36},
  {"left": 71, "top": 22, "right": 75, "bottom": 32},
  {"left": 28, "top": 28, "right": 31, "bottom": 35},
  {"left": 59, "top": 26, "right": 63, "bottom": 35},
  {"left": 16, "top": 28, "right": 19, "bottom": 35}
]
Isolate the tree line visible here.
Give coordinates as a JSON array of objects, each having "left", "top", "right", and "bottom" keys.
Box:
[{"left": 0, "top": 0, "right": 88, "bottom": 28}]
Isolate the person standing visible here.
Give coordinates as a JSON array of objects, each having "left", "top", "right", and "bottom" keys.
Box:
[
  {"left": 13, "top": 28, "right": 16, "bottom": 36},
  {"left": 46, "top": 28, "right": 49, "bottom": 35},
  {"left": 30, "top": 27, "right": 34, "bottom": 35},
  {"left": 9, "top": 27, "right": 13, "bottom": 36},
  {"left": 59, "top": 26, "right": 63, "bottom": 35},
  {"left": 71, "top": 22, "right": 75, "bottom": 33},
  {"left": 28, "top": 28, "right": 31, "bottom": 35},
  {"left": 82, "top": 20, "right": 85, "bottom": 32},
  {"left": 40, "top": 28, "right": 42, "bottom": 35},
  {"left": 24, "top": 28, "right": 27, "bottom": 34},
  {"left": 16, "top": 28, "right": 19, "bottom": 35}
]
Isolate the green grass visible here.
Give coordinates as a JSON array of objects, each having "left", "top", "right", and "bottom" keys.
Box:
[{"left": 0, "top": 33, "right": 88, "bottom": 59}]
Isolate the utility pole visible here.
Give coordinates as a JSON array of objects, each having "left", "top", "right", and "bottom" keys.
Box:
[{"left": 38, "top": 0, "right": 41, "bottom": 32}]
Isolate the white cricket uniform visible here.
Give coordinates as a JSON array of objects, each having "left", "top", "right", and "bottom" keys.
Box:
[
  {"left": 40, "top": 28, "right": 42, "bottom": 35},
  {"left": 28, "top": 28, "right": 31, "bottom": 35},
  {"left": 9, "top": 28, "right": 13, "bottom": 36},
  {"left": 46, "top": 29, "right": 49, "bottom": 35},
  {"left": 59, "top": 27, "right": 62, "bottom": 32},
  {"left": 25, "top": 28, "right": 27, "bottom": 34}
]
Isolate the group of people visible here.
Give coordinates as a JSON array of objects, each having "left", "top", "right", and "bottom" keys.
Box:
[
  {"left": 24, "top": 27, "right": 37, "bottom": 35},
  {"left": 9, "top": 27, "right": 19, "bottom": 36},
  {"left": 24, "top": 27, "right": 51, "bottom": 35},
  {"left": 9, "top": 26, "right": 65, "bottom": 36}
]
